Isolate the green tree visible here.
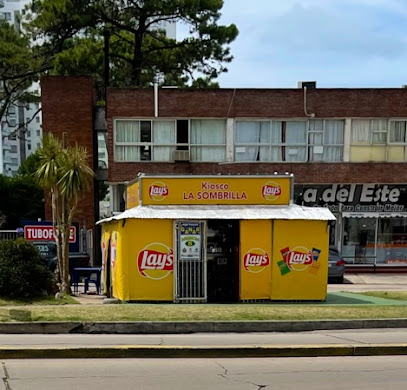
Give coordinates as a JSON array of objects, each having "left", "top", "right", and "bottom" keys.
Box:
[
  {"left": 0, "top": 173, "right": 44, "bottom": 229},
  {"left": 36, "top": 134, "right": 94, "bottom": 294},
  {"left": 18, "top": 151, "right": 41, "bottom": 176},
  {"left": 26, "top": 0, "right": 238, "bottom": 90}
]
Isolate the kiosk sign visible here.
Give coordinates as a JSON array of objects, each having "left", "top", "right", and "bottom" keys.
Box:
[{"left": 141, "top": 176, "right": 291, "bottom": 205}]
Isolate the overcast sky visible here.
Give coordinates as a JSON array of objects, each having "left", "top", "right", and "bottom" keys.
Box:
[{"left": 181, "top": 0, "right": 407, "bottom": 88}]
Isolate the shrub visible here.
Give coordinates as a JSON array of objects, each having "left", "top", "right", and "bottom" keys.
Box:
[{"left": 0, "top": 239, "right": 54, "bottom": 298}]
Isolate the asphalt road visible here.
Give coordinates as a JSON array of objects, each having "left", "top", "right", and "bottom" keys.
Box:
[
  {"left": 2, "top": 356, "right": 407, "bottom": 389},
  {"left": 1, "top": 329, "right": 407, "bottom": 347}
]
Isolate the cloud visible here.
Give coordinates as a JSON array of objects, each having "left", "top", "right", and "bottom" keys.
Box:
[{"left": 216, "top": 0, "right": 407, "bottom": 87}]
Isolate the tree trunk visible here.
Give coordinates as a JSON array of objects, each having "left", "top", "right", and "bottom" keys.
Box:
[
  {"left": 51, "top": 189, "right": 63, "bottom": 292},
  {"left": 61, "top": 226, "right": 71, "bottom": 294},
  {"left": 131, "top": 32, "right": 143, "bottom": 86}
]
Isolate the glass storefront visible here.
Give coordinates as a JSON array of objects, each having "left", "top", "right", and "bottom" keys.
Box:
[{"left": 342, "top": 217, "right": 407, "bottom": 264}]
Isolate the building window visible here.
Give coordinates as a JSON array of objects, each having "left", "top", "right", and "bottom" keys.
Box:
[
  {"left": 351, "top": 119, "right": 387, "bottom": 145},
  {"left": 190, "top": 120, "right": 226, "bottom": 162},
  {"left": 389, "top": 121, "right": 407, "bottom": 143},
  {"left": 36, "top": 129, "right": 41, "bottom": 137},
  {"left": 388, "top": 120, "right": 407, "bottom": 162},
  {"left": 114, "top": 119, "right": 226, "bottom": 162},
  {"left": 235, "top": 119, "right": 343, "bottom": 162},
  {"left": 3, "top": 12, "right": 11, "bottom": 21},
  {"left": 27, "top": 131, "right": 31, "bottom": 137},
  {"left": 8, "top": 106, "right": 16, "bottom": 115},
  {"left": 10, "top": 158, "right": 18, "bottom": 165},
  {"left": 308, "top": 120, "right": 344, "bottom": 162},
  {"left": 343, "top": 217, "right": 407, "bottom": 265},
  {"left": 115, "top": 120, "right": 175, "bottom": 162},
  {"left": 10, "top": 145, "right": 17, "bottom": 153},
  {"left": 27, "top": 143, "right": 31, "bottom": 151},
  {"left": 9, "top": 118, "right": 16, "bottom": 127},
  {"left": 36, "top": 117, "right": 40, "bottom": 124},
  {"left": 350, "top": 119, "right": 407, "bottom": 162}
]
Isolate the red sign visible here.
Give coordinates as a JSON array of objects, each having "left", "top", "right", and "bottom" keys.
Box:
[{"left": 24, "top": 226, "right": 76, "bottom": 243}]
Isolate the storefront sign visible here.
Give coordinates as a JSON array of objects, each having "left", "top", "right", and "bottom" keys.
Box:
[
  {"left": 141, "top": 177, "right": 291, "bottom": 205},
  {"left": 179, "top": 222, "right": 201, "bottom": 260},
  {"left": 295, "top": 184, "right": 407, "bottom": 213},
  {"left": 24, "top": 225, "right": 76, "bottom": 243}
]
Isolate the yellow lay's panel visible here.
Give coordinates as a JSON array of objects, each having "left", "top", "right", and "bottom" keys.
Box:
[
  {"left": 240, "top": 220, "right": 272, "bottom": 300},
  {"left": 120, "top": 219, "right": 174, "bottom": 301},
  {"left": 271, "top": 220, "right": 328, "bottom": 301}
]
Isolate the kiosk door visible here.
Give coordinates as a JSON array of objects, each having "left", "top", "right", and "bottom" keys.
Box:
[{"left": 174, "top": 221, "right": 206, "bottom": 303}]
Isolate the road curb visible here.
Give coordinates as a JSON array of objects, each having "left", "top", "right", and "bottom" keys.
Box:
[
  {"left": 1, "top": 344, "right": 407, "bottom": 359},
  {"left": 1, "top": 319, "right": 407, "bottom": 334}
]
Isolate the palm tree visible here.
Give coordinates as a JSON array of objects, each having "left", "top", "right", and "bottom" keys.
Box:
[{"left": 36, "top": 133, "right": 94, "bottom": 294}]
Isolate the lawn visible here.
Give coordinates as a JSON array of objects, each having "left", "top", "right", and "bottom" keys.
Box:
[
  {"left": 1, "top": 303, "right": 407, "bottom": 322},
  {"left": 0, "top": 294, "right": 78, "bottom": 307},
  {"left": 356, "top": 291, "right": 407, "bottom": 301}
]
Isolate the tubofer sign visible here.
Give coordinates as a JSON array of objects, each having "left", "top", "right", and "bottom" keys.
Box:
[{"left": 24, "top": 225, "right": 76, "bottom": 243}]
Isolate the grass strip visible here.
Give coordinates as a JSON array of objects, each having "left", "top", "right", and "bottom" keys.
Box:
[
  {"left": 356, "top": 291, "right": 407, "bottom": 301},
  {"left": 0, "top": 294, "right": 78, "bottom": 307},
  {"left": 1, "top": 304, "right": 407, "bottom": 322}
]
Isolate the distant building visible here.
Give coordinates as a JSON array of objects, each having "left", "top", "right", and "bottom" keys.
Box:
[{"left": 0, "top": 0, "right": 41, "bottom": 176}]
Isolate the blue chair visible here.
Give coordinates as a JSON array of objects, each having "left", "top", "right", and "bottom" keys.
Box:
[{"left": 84, "top": 271, "right": 101, "bottom": 294}]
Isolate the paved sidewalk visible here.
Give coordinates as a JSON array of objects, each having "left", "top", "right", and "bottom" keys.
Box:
[
  {"left": 2, "top": 330, "right": 407, "bottom": 359},
  {"left": 344, "top": 273, "right": 407, "bottom": 286}
]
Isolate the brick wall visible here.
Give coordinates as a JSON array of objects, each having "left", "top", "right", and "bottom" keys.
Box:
[
  {"left": 106, "top": 87, "right": 407, "bottom": 184},
  {"left": 41, "top": 76, "right": 95, "bottom": 227},
  {"left": 107, "top": 162, "right": 406, "bottom": 184},
  {"left": 107, "top": 87, "right": 407, "bottom": 118}
]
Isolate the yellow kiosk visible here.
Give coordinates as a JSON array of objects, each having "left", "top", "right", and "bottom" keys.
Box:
[{"left": 98, "top": 174, "right": 335, "bottom": 303}]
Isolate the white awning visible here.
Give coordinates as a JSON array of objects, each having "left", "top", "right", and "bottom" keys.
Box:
[{"left": 97, "top": 204, "right": 335, "bottom": 224}]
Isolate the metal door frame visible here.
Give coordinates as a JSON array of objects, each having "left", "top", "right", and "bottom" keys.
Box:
[{"left": 173, "top": 220, "right": 207, "bottom": 303}]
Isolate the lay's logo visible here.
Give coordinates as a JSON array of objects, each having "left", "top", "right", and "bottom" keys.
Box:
[
  {"left": 262, "top": 181, "right": 281, "bottom": 201},
  {"left": 137, "top": 243, "right": 173, "bottom": 280},
  {"left": 280, "top": 246, "right": 320, "bottom": 272},
  {"left": 286, "top": 250, "right": 313, "bottom": 265},
  {"left": 149, "top": 181, "right": 169, "bottom": 201},
  {"left": 243, "top": 248, "right": 270, "bottom": 273}
]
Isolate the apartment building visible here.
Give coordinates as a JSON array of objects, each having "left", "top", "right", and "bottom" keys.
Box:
[
  {"left": 41, "top": 77, "right": 407, "bottom": 270},
  {"left": 0, "top": 0, "right": 41, "bottom": 176}
]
